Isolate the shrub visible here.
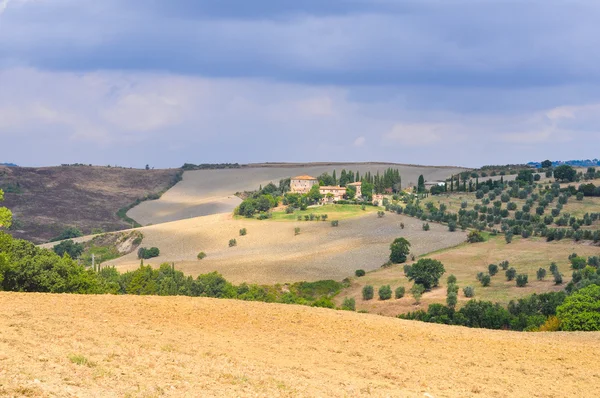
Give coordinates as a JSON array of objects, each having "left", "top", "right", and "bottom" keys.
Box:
[
  {"left": 377, "top": 211, "right": 385, "bottom": 218},
  {"left": 576, "top": 192, "right": 584, "bottom": 201},
  {"left": 355, "top": 269, "right": 366, "bottom": 277},
  {"left": 488, "top": 264, "right": 499, "bottom": 276},
  {"left": 447, "top": 283, "right": 459, "bottom": 294},
  {"left": 447, "top": 274, "right": 457, "bottom": 285},
  {"left": 506, "top": 267, "right": 517, "bottom": 281},
  {"left": 410, "top": 284, "right": 425, "bottom": 304},
  {"left": 448, "top": 221, "right": 457, "bottom": 232},
  {"left": 341, "top": 297, "right": 356, "bottom": 311},
  {"left": 294, "top": 227, "right": 300, "bottom": 236},
  {"left": 228, "top": 239, "right": 237, "bottom": 247},
  {"left": 537, "top": 316, "right": 561, "bottom": 332},
  {"left": 553, "top": 272, "right": 563, "bottom": 285},
  {"left": 362, "top": 285, "right": 374, "bottom": 300},
  {"left": 395, "top": 286, "right": 405, "bottom": 299},
  {"left": 321, "top": 214, "right": 328, "bottom": 221},
  {"left": 422, "top": 223, "right": 430, "bottom": 231},
  {"left": 516, "top": 274, "right": 528, "bottom": 287},
  {"left": 446, "top": 292, "right": 458, "bottom": 310},
  {"left": 406, "top": 258, "right": 445, "bottom": 289},
  {"left": 389, "top": 237, "right": 411, "bottom": 264},
  {"left": 570, "top": 256, "right": 587, "bottom": 270},
  {"left": 379, "top": 285, "right": 392, "bottom": 300},
  {"left": 467, "top": 230, "right": 485, "bottom": 243},
  {"left": 197, "top": 252, "right": 207, "bottom": 260},
  {"left": 499, "top": 260, "right": 510, "bottom": 270},
  {"left": 52, "top": 240, "right": 84, "bottom": 259},
  {"left": 331, "top": 220, "right": 339, "bottom": 227},
  {"left": 137, "top": 247, "right": 160, "bottom": 259},
  {"left": 480, "top": 274, "right": 491, "bottom": 287},
  {"left": 536, "top": 268, "right": 547, "bottom": 280},
  {"left": 463, "top": 286, "right": 475, "bottom": 298},
  {"left": 549, "top": 262, "right": 558, "bottom": 274},
  {"left": 557, "top": 285, "right": 600, "bottom": 331},
  {"left": 239, "top": 228, "right": 247, "bottom": 236},
  {"left": 505, "top": 231, "right": 513, "bottom": 243}
]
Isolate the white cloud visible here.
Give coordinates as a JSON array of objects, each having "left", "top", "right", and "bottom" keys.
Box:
[{"left": 353, "top": 136, "right": 366, "bottom": 147}]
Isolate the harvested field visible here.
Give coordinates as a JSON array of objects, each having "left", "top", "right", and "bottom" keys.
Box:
[
  {"left": 1, "top": 292, "right": 599, "bottom": 397},
  {"left": 128, "top": 163, "right": 467, "bottom": 226},
  {"left": 0, "top": 165, "right": 180, "bottom": 243},
  {"left": 103, "top": 212, "right": 467, "bottom": 284},
  {"left": 337, "top": 235, "right": 600, "bottom": 316}
]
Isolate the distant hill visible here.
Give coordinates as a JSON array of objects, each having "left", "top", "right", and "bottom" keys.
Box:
[
  {"left": 0, "top": 165, "right": 181, "bottom": 243},
  {"left": 528, "top": 159, "right": 600, "bottom": 168},
  {"left": 0, "top": 163, "right": 18, "bottom": 167}
]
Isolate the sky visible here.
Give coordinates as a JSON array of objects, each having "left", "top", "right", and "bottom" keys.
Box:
[{"left": 1, "top": 0, "right": 599, "bottom": 168}]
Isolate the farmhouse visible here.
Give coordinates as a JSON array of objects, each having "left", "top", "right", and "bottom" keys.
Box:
[
  {"left": 290, "top": 175, "right": 318, "bottom": 194},
  {"left": 347, "top": 181, "right": 362, "bottom": 197},
  {"left": 319, "top": 186, "right": 346, "bottom": 203}
]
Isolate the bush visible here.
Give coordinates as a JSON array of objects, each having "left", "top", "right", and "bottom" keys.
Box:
[
  {"left": 321, "top": 214, "right": 328, "bottom": 221},
  {"left": 395, "top": 286, "right": 405, "bottom": 299},
  {"left": 499, "top": 260, "right": 510, "bottom": 270},
  {"left": 422, "top": 223, "right": 430, "bottom": 231},
  {"left": 362, "top": 285, "right": 374, "bottom": 300},
  {"left": 239, "top": 228, "right": 247, "bottom": 236},
  {"left": 480, "top": 274, "right": 491, "bottom": 287},
  {"left": 505, "top": 231, "right": 514, "bottom": 243},
  {"left": 570, "top": 256, "right": 587, "bottom": 270},
  {"left": 410, "top": 284, "right": 425, "bottom": 304},
  {"left": 378, "top": 211, "right": 385, "bottom": 218},
  {"left": 447, "top": 283, "right": 459, "bottom": 294},
  {"left": 52, "top": 240, "right": 84, "bottom": 259},
  {"left": 557, "top": 285, "right": 600, "bottom": 331},
  {"left": 463, "top": 286, "right": 475, "bottom": 298},
  {"left": 549, "top": 262, "right": 558, "bottom": 274},
  {"left": 448, "top": 221, "right": 457, "bottom": 232},
  {"left": 406, "top": 258, "right": 445, "bottom": 290},
  {"left": 341, "top": 297, "right": 356, "bottom": 311},
  {"left": 506, "top": 267, "right": 517, "bottom": 281},
  {"left": 488, "top": 264, "right": 499, "bottom": 276},
  {"left": 516, "top": 274, "right": 528, "bottom": 287},
  {"left": 466, "top": 230, "right": 485, "bottom": 243},
  {"left": 355, "top": 269, "right": 366, "bottom": 277},
  {"left": 447, "top": 274, "right": 457, "bottom": 285},
  {"left": 331, "top": 220, "right": 339, "bottom": 227},
  {"left": 228, "top": 239, "right": 237, "bottom": 247},
  {"left": 389, "top": 237, "right": 411, "bottom": 264},
  {"left": 553, "top": 272, "right": 563, "bottom": 285},
  {"left": 294, "top": 227, "right": 301, "bottom": 236},
  {"left": 137, "top": 247, "right": 160, "bottom": 259},
  {"left": 379, "top": 285, "right": 392, "bottom": 300},
  {"left": 197, "top": 252, "right": 207, "bottom": 260},
  {"left": 536, "top": 268, "right": 547, "bottom": 280}
]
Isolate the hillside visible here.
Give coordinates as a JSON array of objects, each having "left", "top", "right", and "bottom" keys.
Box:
[
  {"left": 96, "top": 211, "right": 466, "bottom": 284},
  {"left": 0, "top": 165, "right": 181, "bottom": 243},
  {"left": 1, "top": 292, "right": 598, "bottom": 397},
  {"left": 128, "top": 163, "right": 467, "bottom": 226}
]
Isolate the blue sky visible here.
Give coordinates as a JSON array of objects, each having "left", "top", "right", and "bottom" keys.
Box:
[{"left": 0, "top": 0, "right": 599, "bottom": 168}]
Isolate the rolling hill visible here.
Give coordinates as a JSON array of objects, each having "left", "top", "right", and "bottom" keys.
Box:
[
  {"left": 128, "top": 162, "right": 467, "bottom": 226},
  {"left": 0, "top": 165, "right": 181, "bottom": 243},
  {"left": 1, "top": 292, "right": 598, "bottom": 397}
]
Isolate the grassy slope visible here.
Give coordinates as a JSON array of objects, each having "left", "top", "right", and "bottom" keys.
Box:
[
  {"left": 0, "top": 166, "right": 180, "bottom": 243},
  {"left": 337, "top": 235, "right": 600, "bottom": 316},
  {"left": 245, "top": 204, "right": 379, "bottom": 221},
  {"left": 2, "top": 292, "right": 599, "bottom": 397}
]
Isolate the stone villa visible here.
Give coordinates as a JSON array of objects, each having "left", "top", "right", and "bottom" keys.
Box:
[{"left": 290, "top": 175, "right": 318, "bottom": 194}]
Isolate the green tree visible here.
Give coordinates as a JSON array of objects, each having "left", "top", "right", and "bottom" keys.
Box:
[
  {"left": 406, "top": 258, "right": 445, "bottom": 290},
  {"left": 417, "top": 175, "right": 425, "bottom": 193},
  {"left": 0, "top": 189, "right": 12, "bottom": 229},
  {"left": 362, "top": 285, "right": 374, "bottom": 300},
  {"left": 557, "top": 285, "right": 600, "bottom": 331},
  {"left": 541, "top": 160, "right": 552, "bottom": 169},
  {"left": 378, "top": 285, "right": 392, "bottom": 300},
  {"left": 389, "top": 237, "right": 411, "bottom": 263},
  {"left": 306, "top": 184, "right": 323, "bottom": 204},
  {"left": 52, "top": 240, "right": 84, "bottom": 259},
  {"left": 553, "top": 165, "right": 576, "bottom": 182},
  {"left": 410, "top": 284, "right": 425, "bottom": 304}
]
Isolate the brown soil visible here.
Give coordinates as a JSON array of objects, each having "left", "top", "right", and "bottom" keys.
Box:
[
  {"left": 0, "top": 166, "right": 180, "bottom": 243},
  {"left": 1, "top": 292, "right": 598, "bottom": 397}
]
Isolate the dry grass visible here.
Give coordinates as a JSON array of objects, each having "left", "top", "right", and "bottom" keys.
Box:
[
  {"left": 1, "top": 292, "right": 599, "bottom": 397},
  {"left": 101, "top": 212, "right": 466, "bottom": 284},
  {"left": 337, "top": 235, "right": 600, "bottom": 316},
  {"left": 128, "top": 163, "right": 467, "bottom": 226}
]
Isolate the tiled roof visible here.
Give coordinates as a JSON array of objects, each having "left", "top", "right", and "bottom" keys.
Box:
[{"left": 292, "top": 175, "right": 318, "bottom": 180}]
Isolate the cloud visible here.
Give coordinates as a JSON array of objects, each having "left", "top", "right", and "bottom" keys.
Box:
[
  {"left": 384, "top": 123, "right": 450, "bottom": 147},
  {"left": 353, "top": 136, "right": 365, "bottom": 147}
]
